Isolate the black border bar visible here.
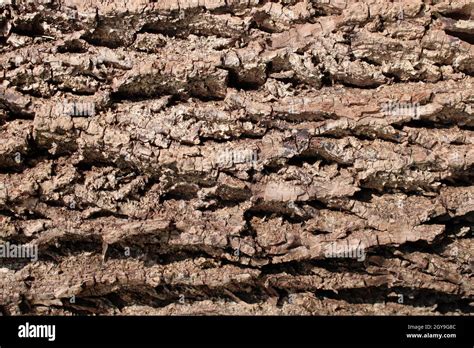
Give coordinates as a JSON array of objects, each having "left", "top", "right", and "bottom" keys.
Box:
[{"left": 0, "top": 315, "right": 472, "bottom": 346}]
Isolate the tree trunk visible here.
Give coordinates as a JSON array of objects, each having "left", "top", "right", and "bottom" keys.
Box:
[{"left": 0, "top": 0, "right": 472, "bottom": 315}]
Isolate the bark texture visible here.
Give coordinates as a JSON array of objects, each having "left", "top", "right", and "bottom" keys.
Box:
[{"left": 0, "top": 0, "right": 473, "bottom": 315}]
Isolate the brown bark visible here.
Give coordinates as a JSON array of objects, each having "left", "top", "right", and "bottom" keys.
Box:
[{"left": 0, "top": 0, "right": 473, "bottom": 315}]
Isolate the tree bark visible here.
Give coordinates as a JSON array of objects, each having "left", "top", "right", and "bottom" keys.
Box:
[{"left": 0, "top": 0, "right": 473, "bottom": 315}]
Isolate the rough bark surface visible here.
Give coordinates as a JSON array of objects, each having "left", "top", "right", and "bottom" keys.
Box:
[{"left": 0, "top": 0, "right": 473, "bottom": 315}]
